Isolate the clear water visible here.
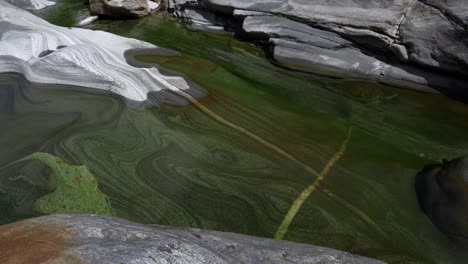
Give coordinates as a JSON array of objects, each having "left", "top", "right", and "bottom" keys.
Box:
[{"left": 1, "top": 2, "right": 467, "bottom": 263}]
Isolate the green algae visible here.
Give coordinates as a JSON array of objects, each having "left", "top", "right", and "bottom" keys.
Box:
[
  {"left": 7, "top": 152, "right": 114, "bottom": 216},
  {"left": 2, "top": 4, "right": 468, "bottom": 263}
]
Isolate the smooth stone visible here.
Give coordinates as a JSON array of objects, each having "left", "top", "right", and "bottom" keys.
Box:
[
  {"left": 201, "top": 0, "right": 413, "bottom": 36},
  {"left": 5, "top": 0, "right": 55, "bottom": 10},
  {"left": 89, "top": 0, "right": 150, "bottom": 18},
  {"left": 0, "top": 214, "right": 385, "bottom": 264},
  {"left": 242, "top": 15, "right": 351, "bottom": 49},
  {"left": 0, "top": 0, "right": 206, "bottom": 107},
  {"left": 77, "top": 15, "right": 98, "bottom": 27},
  {"left": 415, "top": 156, "right": 468, "bottom": 248},
  {"left": 148, "top": 0, "right": 159, "bottom": 11}
]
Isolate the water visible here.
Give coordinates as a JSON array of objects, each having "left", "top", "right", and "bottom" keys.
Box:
[{"left": 1, "top": 2, "right": 468, "bottom": 263}]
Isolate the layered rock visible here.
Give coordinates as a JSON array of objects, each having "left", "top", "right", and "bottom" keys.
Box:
[
  {"left": 415, "top": 156, "right": 468, "bottom": 248},
  {"left": 89, "top": 0, "right": 150, "bottom": 18},
  {"left": 0, "top": 0, "right": 206, "bottom": 107},
  {"left": 5, "top": 0, "right": 55, "bottom": 10},
  {"left": 166, "top": 0, "right": 468, "bottom": 102},
  {"left": 0, "top": 214, "right": 384, "bottom": 263}
]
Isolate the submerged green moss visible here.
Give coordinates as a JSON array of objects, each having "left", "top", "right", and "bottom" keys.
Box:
[{"left": 22, "top": 153, "right": 114, "bottom": 216}]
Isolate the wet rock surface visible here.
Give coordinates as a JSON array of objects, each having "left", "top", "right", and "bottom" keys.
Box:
[
  {"left": 164, "top": 0, "right": 468, "bottom": 102},
  {"left": 89, "top": 0, "right": 150, "bottom": 18},
  {"left": 415, "top": 156, "right": 468, "bottom": 248},
  {"left": 0, "top": 214, "right": 385, "bottom": 264}
]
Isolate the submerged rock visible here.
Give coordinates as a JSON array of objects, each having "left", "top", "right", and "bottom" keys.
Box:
[
  {"left": 415, "top": 156, "right": 468, "bottom": 248},
  {"left": 0, "top": 214, "right": 384, "bottom": 263},
  {"left": 89, "top": 0, "right": 150, "bottom": 18}
]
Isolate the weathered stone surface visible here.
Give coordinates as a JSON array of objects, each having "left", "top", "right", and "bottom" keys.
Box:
[
  {"left": 415, "top": 156, "right": 468, "bottom": 248},
  {"left": 243, "top": 16, "right": 351, "bottom": 49},
  {"left": 0, "top": 214, "right": 385, "bottom": 264},
  {"left": 165, "top": 0, "right": 468, "bottom": 102},
  {"left": 271, "top": 38, "right": 385, "bottom": 79},
  {"left": 89, "top": 0, "right": 150, "bottom": 18},
  {"left": 202, "top": 0, "right": 413, "bottom": 37},
  {"left": 400, "top": 1, "right": 468, "bottom": 75}
]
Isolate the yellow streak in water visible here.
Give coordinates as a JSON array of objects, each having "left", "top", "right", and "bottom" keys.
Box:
[
  {"left": 274, "top": 127, "right": 353, "bottom": 240},
  {"left": 170, "top": 88, "right": 321, "bottom": 178},
  {"left": 154, "top": 75, "right": 384, "bottom": 241}
]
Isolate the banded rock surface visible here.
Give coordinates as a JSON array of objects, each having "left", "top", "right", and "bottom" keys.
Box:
[
  {"left": 5, "top": 0, "right": 55, "bottom": 10},
  {"left": 168, "top": 0, "right": 468, "bottom": 102},
  {"left": 0, "top": 0, "right": 205, "bottom": 107},
  {"left": 0, "top": 214, "right": 385, "bottom": 264}
]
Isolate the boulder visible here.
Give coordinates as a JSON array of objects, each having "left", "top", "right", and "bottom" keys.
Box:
[
  {"left": 89, "top": 0, "right": 150, "bottom": 18},
  {"left": 415, "top": 156, "right": 468, "bottom": 248},
  {"left": 399, "top": 1, "right": 468, "bottom": 75},
  {"left": 0, "top": 214, "right": 385, "bottom": 264},
  {"left": 167, "top": 0, "right": 468, "bottom": 102}
]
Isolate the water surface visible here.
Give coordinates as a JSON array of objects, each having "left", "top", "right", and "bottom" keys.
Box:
[{"left": 1, "top": 3, "right": 468, "bottom": 263}]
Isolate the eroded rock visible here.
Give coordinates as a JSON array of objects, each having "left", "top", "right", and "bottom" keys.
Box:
[
  {"left": 0, "top": 0, "right": 206, "bottom": 108},
  {"left": 0, "top": 214, "right": 385, "bottom": 264},
  {"left": 166, "top": 0, "right": 468, "bottom": 102}
]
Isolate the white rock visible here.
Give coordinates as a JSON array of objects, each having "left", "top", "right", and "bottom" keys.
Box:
[
  {"left": 78, "top": 16, "right": 98, "bottom": 27},
  {"left": 0, "top": 0, "right": 197, "bottom": 105},
  {"left": 5, "top": 0, "right": 55, "bottom": 10},
  {"left": 148, "top": 0, "right": 159, "bottom": 11}
]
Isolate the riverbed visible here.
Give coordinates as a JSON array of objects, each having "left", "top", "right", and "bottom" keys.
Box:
[{"left": 1, "top": 2, "right": 468, "bottom": 263}]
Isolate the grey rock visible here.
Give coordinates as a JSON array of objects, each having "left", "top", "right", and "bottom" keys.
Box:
[
  {"left": 233, "top": 9, "right": 272, "bottom": 18},
  {"left": 242, "top": 16, "right": 351, "bottom": 49},
  {"left": 202, "top": 0, "right": 414, "bottom": 37},
  {"left": 89, "top": 0, "right": 150, "bottom": 18},
  {"left": 419, "top": 0, "right": 468, "bottom": 27},
  {"left": 415, "top": 156, "right": 468, "bottom": 248},
  {"left": 270, "top": 38, "right": 386, "bottom": 80},
  {"left": 399, "top": 1, "right": 468, "bottom": 75},
  {"left": 0, "top": 214, "right": 385, "bottom": 264}
]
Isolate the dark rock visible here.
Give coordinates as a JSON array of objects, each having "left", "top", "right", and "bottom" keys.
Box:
[
  {"left": 415, "top": 156, "right": 468, "bottom": 248},
  {"left": 89, "top": 0, "right": 150, "bottom": 18},
  {"left": 400, "top": 1, "right": 468, "bottom": 76},
  {"left": 0, "top": 214, "right": 385, "bottom": 263}
]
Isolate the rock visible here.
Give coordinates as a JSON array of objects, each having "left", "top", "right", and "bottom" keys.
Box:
[
  {"left": 162, "top": 0, "right": 468, "bottom": 103},
  {"left": 148, "top": 0, "right": 159, "bottom": 11},
  {"left": 242, "top": 16, "right": 352, "bottom": 49},
  {"left": 202, "top": 0, "right": 414, "bottom": 37},
  {"left": 415, "top": 156, "right": 468, "bottom": 248},
  {"left": 77, "top": 15, "right": 98, "bottom": 26},
  {"left": 399, "top": 1, "right": 468, "bottom": 75},
  {"left": 270, "top": 38, "right": 386, "bottom": 80},
  {"left": 0, "top": 214, "right": 385, "bottom": 264},
  {"left": 0, "top": 0, "right": 206, "bottom": 108},
  {"left": 5, "top": 0, "right": 55, "bottom": 10},
  {"left": 89, "top": 0, "right": 150, "bottom": 18}
]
